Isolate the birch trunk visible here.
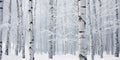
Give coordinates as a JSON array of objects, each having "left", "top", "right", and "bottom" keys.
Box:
[
  {"left": 48, "top": 0, "right": 57, "bottom": 59},
  {"left": 97, "top": 0, "right": 103, "bottom": 58},
  {"left": 16, "top": 0, "right": 25, "bottom": 58},
  {"left": 0, "top": 0, "right": 3, "bottom": 59},
  {"left": 64, "top": 0, "right": 68, "bottom": 55},
  {"left": 114, "top": 0, "right": 119, "bottom": 57},
  {"left": 89, "top": 0, "right": 98, "bottom": 59},
  {"left": 16, "top": 0, "right": 21, "bottom": 55},
  {"left": 89, "top": 0, "right": 94, "bottom": 60},
  {"left": 78, "top": 0, "right": 87, "bottom": 60},
  {"left": 5, "top": 0, "right": 11, "bottom": 56},
  {"left": 29, "top": 0, "right": 35, "bottom": 60}
]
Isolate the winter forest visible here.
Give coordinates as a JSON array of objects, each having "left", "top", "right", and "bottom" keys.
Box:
[{"left": 0, "top": 0, "right": 120, "bottom": 60}]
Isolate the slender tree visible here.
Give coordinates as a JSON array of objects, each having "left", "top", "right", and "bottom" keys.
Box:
[
  {"left": 89, "top": 0, "right": 94, "bottom": 60},
  {"left": 97, "top": 0, "right": 103, "bottom": 58},
  {"left": 0, "top": 0, "right": 3, "bottom": 59},
  {"left": 16, "top": 0, "right": 21, "bottom": 55},
  {"left": 53, "top": 0, "right": 57, "bottom": 55},
  {"left": 114, "top": 0, "right": 119, "bottom": 57},
  {"left": 16, "top": 0, "right": 25, "bottom": 58},
  {"left": 78, "top": 0, "right": 87, "bottom": 60},
  {"left": 48, "top": 0, "right": 57, "bottom": 58},
  {"left": 29, "top": 0, "right": 35, "bottom": 60},
  {"left": 89, "top": 0, "right": 98, "bottom": 59},
  {"left": 62, "top": 0, "right": 68, "bottom": 54},
  {"left": 5, "top": 0, "right": 11, "bottom": 55},
  {"left": 18, "top": 0, "right": 25, "bottom": 58}
]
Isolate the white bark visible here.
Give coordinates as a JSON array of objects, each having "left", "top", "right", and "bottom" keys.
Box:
[
  {"left": 62, "top": 0, "right": 68, "bottom": 54},
  {"left": 5, "top": 0, "right": 11, "bottom": 56},
  {"left": 89, "top": 0, "right": 98, "bottom": 59},
  {"left": 114, "top": 0, "right": 119, "bottom": 57},
  {"left": 16, "top": 1, "right": 25, "bottom": 58},
  {"left": 89, "top": 0, "right": 94, "bottom": 59},
  {"left": 78, "top": 0, "right": 87, "bottom": 60},
  {"left": 0, "top": 0, "right": 3, "bottom": 59},
  {"left": 29, "top": 0, "right": 35, "bottom": 60},
  {"left": 16, "top": 0, "right": 21, "bottom": 55},
  {"left": 48, "top": 0, "right": 57, "bottom": 58},
  {"left": 97, "top": 0, "right": 103, "bottom": 58}
]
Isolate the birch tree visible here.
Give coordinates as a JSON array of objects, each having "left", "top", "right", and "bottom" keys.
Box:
[
  {"left": 16, "top": 0, "right": 21, "bottom": 55},
  {"left": 98, "top": 0, "right": 103, "bottom": 58},
  {"left": 0, "top": 0, "right": 3, "bottom": 59},
  {"left": 48, "top": 0, "right": 57, "bottom": 58},
  {"left": 17, "top": 0, "right": 25, "bottom": 58},
  {"left": 29, "top": 0, "right": 35, "bottom": 60},
  {"left": 5, "top": 0, "right": 11, "bottom": 55},
  {"left": 16, "top": 0, "right": 25, "bottom": 58},
  {"left": 78, "top": 0, "right": 87, "bottom": 60},
  {"left": 89, "top": 0, "right": 94, "bottom": 59},
  {"left": 114, "top": 0, "right": 119, "bottom": 57},
  {"left": 89, "top": 0, "right": 98, "bottom": 59}
]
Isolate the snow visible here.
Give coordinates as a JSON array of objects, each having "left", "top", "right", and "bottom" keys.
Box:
[
  {"left": 87, "top": 54, "right": 120, "bottom": 60},
  {"left": 2, "top": 52, "right": 120, "bottom": 60},
  {"left": 2, "top": 52, "right": 78, "bottom": 60}
]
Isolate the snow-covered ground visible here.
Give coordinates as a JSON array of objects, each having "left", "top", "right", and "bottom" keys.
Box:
[
  {"left": 87, "top": 54, "right": 120, "bottom": 60},
  {"left": 2, "top": 45, "right": 120, "bottom": 60},
  {"left": 2, "top": 53, "right": 120, "bottom": 60}
]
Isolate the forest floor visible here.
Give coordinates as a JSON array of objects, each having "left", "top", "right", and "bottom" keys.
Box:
[
  {"left": 1, "top": 47, "right": 120, "bottom": 60},
  {"left": 2, "top": 52, "right": 120, "bottom": 60}
]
